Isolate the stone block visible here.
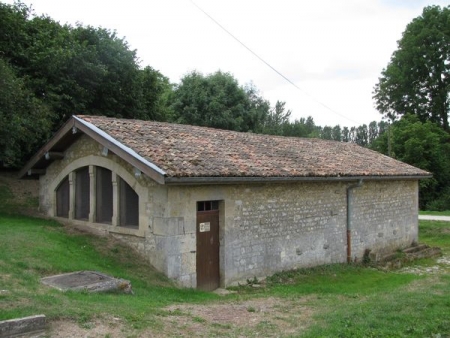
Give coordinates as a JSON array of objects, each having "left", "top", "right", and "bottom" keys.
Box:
[
  {"left": 0, "top": 315, "right": 46, "bottom": 338},
  {"left": 153, "top": 217, "right": 185, "bottom": 236}
]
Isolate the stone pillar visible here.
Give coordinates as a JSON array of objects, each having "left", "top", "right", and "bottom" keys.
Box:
[
  {"left": 112, "top": 172, "right": 119, "bottom": 226},
  {"left": 68, "top": 172, "right": 75, "bottom": 220},
  {"left": 89, "top": 165, "right": 96, "bottom": 223}
]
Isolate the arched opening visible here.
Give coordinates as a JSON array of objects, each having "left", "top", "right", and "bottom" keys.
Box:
[
  {"left": 96, "top": 167, "right": 113, "bottom": 224},
  {"left": 53, "top": 163, "right": 141, "bottom": 231},
  {"left": 55, "top": 176, "right": 69, "bottom": 218},
  {"left": 119, "top": 177, "right": 139, "bottom": 228},
  {"left": 75, "top": 166, "right": 90, "bottom": 220}
]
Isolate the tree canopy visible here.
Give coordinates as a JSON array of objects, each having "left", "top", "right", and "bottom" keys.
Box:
[
  {"left": 0, "top": 58, "right": 52, "bottom": 167},
  {"left": 170, "top": 71, "right": 273, "bottom": 132},
  {"left": 372, "top": 114, "right": 450, "bottom": 209},
  {"left": 373, "top": 5, "right": 450, "bottom": 131},
  {"left": 0, "top": 2, "right": 172, "bottom": 165}
]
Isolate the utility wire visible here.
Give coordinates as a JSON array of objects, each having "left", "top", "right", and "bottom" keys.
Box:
[{"left": 190, "top": 0, "right": 360, "bottom": 125}]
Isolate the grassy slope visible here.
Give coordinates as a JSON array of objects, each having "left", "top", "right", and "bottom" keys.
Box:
[{"left": 1, "top": 177, "right": 449, "bottom": 337}]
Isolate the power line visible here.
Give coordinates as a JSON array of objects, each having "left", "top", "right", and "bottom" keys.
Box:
[{"left": 190, "top": 0, "right": 360, "bottom": 125}]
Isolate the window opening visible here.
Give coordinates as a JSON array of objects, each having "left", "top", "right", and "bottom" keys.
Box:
[
  {"left": 197, "top": 200, "right": 219, "bottom": 212},
  {"left": 96, "top": 167, "right": 113, "bottom": 224},
  {"left": 75, "top": 166, "right": 90, "bottom": 220},
  {"left": 119, "top": 177, "right": 139, "bottom": 228},
  {"left": 56, "top": 176, "right": 69, "bottom": 218}
]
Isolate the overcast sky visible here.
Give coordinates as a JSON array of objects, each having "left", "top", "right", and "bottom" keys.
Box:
[{"left": 4, "top": 0, "right": 448, "bottom": 127}]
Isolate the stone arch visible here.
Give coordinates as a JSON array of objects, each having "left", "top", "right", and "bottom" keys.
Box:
[{"left": 50, "top": 155, "right": 148, "bottom": 235}]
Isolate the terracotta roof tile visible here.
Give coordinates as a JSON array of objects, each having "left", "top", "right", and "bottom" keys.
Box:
[{"left": 78, "top": 115, "right": 430, "bottom": 178}]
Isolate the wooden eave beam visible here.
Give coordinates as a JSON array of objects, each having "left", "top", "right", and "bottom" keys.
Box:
[
  {"left": 45, "top": 152, "right": 65, "bottom": 160},
  {"left": 18, "top": 118, "right": 76, "bottom": 178},
  {"left": 27, "top": 169, "right": 46, "bottom": 176}
]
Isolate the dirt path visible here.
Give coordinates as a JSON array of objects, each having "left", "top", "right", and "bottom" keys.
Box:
[{"left": 48, "top": 296, "right": 316, "bottom": 337}]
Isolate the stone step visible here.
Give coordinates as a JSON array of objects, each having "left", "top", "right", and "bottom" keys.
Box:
[
  {"left": 379, "top": 244, "right": 441, "bottom": 263},
  {"left": 405, "top": 247, "right": 442, "bottom": 260},
  {"left": 402, "top": 244, "right": 429, "bottom": 254}
]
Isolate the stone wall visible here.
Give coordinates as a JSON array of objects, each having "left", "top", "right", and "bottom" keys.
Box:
[
  {"left": 165, "top": 180, "right": 418, "bottom": 286},
  {"left": 223, "top": 182, "right": 347, "bottom": 283},
  {"left": 351, "top": 180, "right": 418, "bottom": 260}
]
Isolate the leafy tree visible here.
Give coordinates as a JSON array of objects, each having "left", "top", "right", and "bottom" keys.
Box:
[
  {"left": 282, "top": 116, "right": 319, "bottom": 138},
  {"left": 320, "top": 126, "right": 333, "bottom": 140},
  {"left": 171, "top": 71, "right": 267, "bottom": 132},
  {"left": 69, "top": 25, "right": 143, "bottom": 120},
  {"left": 342, "top": 126, "right": 350, "bottom": 142},
  {"left": 368, "top": 121, "right": 378, "bottom": 144},
  {"left": 263, "top": 100, "right": 291, "bottom": 135},
  {"left": 332, "top": 125, "right": 342, "bottom": 141},
  {"left": 0, "top": 2, "right": 173, "bottom": 167},
  {"left": 355, "top": 125, "right": 368, "bottom": 146},
  {"left": 0, "top": 2, "right": 39, "bottom": 71},
  {"left": 373, "top": 5, "right": 450, "bottom": 131},
  {"left": 372, "top": 114, "right": 450, "bottom": 209},
  {"left": 0, "top": 59, "right": 52, "bottom": 166},
  {"left": 138, "top": 66, "right": 173, "bottom": 121},
  {"left": 243, "top": 83, "right": 271, "bottom": 133}
]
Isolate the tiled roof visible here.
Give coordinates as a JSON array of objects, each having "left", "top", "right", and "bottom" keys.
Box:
[{"left": 78, "top": 115, "right": 430, "bottom": 179}]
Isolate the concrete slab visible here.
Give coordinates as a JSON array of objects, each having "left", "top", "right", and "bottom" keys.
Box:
[
  {"left": 0, "top": 314, "right": 46, "bottom": 338},
  {"left": 41, "top": 271, "right": 132, "bottom": 294}
]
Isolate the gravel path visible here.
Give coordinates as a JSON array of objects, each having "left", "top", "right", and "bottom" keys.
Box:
[{"left": 418, "top": 215, "right": 450, "bottom": 221}]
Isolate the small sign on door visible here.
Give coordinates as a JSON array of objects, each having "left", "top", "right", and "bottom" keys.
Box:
[{"left": 199, "top": 222, "right": 210, "bottom": 232}]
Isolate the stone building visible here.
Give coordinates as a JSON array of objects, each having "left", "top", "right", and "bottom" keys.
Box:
[{"left": 20, "top": 115, "right": 430, "bottom": 290}]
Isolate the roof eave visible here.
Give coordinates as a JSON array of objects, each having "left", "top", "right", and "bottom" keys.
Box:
[
  {"left": 164, "top": 174, "right": 432, "bottom": 185},
  {"left": 18, "top": 117, "right": 77, "bottom": 179},
  {"left": 19, "top": 116, "right": 167, "bottom": 185},
  {"left": 73, "top": 116, "right": 166, "bottom": 184}
]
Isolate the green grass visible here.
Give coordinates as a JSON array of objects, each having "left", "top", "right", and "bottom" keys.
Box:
[
  {"left": 296, "top": 219, "right": 450, "bottom": 337},
  {"left": 1, "top": 215, "right": 449, "bottom": 337},
  {"left": 420, "top": 210, "right": 450, "bottom": 216},
  {"left": 0, "top": 214, "right": 218, "bottom": 326},
  {"left": 419, "top": 219, "right": 450, "bottom": 252},
  {"left": 1, "top": 175, "right": 450, "bottom": 336}
]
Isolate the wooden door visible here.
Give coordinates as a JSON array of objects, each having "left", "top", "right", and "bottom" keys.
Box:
[{"left": 196, "top": 204, "right": 220, "bottom": 291}]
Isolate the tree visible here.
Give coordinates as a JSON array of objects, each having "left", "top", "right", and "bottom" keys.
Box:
[
  {"left": 70, "top": 25, "right": 143, "bottom": 120},
  {"left": 243, "top": 83, "right": 271, "bottom": 133},
  {"left": 368, "top": 121, "right": 378, "bottom": 145},
  {"left": 332, "top": 125, "right": 342, "bottom": 141},
  {"left": 138, "top": 66, "right": 173, "bottom": 121},
  {"left": 372, "top": 114, "right": 450, "bottom": 209},
  {"left": 354, "top": 125, "right": 368, "bottom": 146},
  {"left": 320, "top": 126, "right": 333, "bottom": 140},
  {"left": 263, "top": 100, "right": 291, "bottom": 135},
  {"left": 342, "top": 126, "right": 350, "bottom": 142},
  {"left": 0, "top": 2, "right": 174, "bottom": 167},
  {"left": 282, "top": 117, "right": 319, "bottom": 138},
  {"left": 0, "top": 59, "right": 52, "bottom": 166},
  {"left": 373, "top": 5, "right": 450, "bottom": 131},
  {"left": 171, "top": 71, "right": 266, "bottom": 132}
]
